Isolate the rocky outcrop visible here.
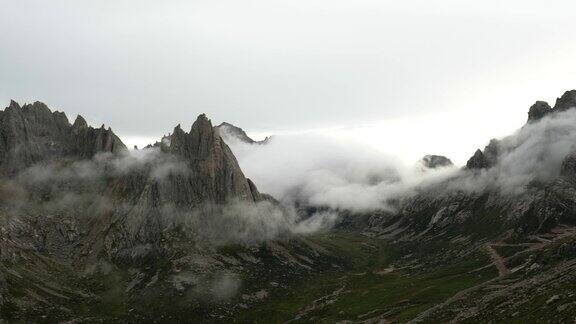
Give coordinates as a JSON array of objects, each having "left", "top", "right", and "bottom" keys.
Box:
[
  {"left": 466, "top": 139, "right": 500, "bottom": 170},
  {"left": 465, "top": 149, "right": 488, "bottom": 169},
  {"left": 73, "top": 123, "right": 126, "bottom": 158},
  {"left": 104, "top": 114, "right": 264, "bottom": 259},
  {"left": 553, "top": 90, "right": 576, "bottom": 111},
  {"left": 166, "top": 115, "right": 257, "bottom": 204},
  {"left": 419, "top": 155, "right": 453, "bottom": 169},
  {"left": 215, "top": 122, "right": 271, "bottom": 145},
  {"left": 0, "top": 100, "right": 126, "bottom": 173},
  {"left": 528, "top": 101, "right": 553, "bottom": 122},
  {"left": 468, "top": 91, "right": 576, "bottom": 171},
  {"left": 525, "top": 90, "right": 576, "bottom": 123}
]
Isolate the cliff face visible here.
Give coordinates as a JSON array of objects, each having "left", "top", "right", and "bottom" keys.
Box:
[
  {"left": 167, "top": 115, "right": 257, "bottom": 203},
  {"left": 0, "top": 100, "right": 126, "bottom": 174}
]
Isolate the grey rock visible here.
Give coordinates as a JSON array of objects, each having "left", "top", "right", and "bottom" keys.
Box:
[
  {"left": 0, "top": 100, "right": 126, "bottom": 174},
  {"left": 103, "top": 114, "right": 264, "bottom": 260},
  {"left": 553, "top": 90, "right": 576, "bottom": 111},
  {"left": 465, "top": 139, "right": 500, "bottom": 170},
  {"left": 215, "top": 122, "right": 271, "bottom": 145},
  {"left": 167, "top": 114, "right": 256, "bottom": 203},
  {"left": 527, "top": 101, "right": 553, "bottom": 122},
  {"left": 420, "top": 155, "right": 453, "bottom": 169},
  {"left": 466, "top": 149, "right": 488, "bottom": 169}
]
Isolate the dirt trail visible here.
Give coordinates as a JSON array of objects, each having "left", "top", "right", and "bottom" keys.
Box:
[
  {"left": 410, "top": 226, "right": 576, "bottom": 323},
  {"left": 483, "top": 244, "right": 510, "bottom": 277}
]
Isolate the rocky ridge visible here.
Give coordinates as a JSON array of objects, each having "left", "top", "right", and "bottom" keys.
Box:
[
  {"left": 215, "top": 122, "right": 271, "bottom": 145},
  {"left": 0, "top": 100, "right": 126, "bottom": 175},
  {"left": 0, "top": 100, "right": 334, "bottom": 322},
  {"left": 469, "top": 90, "right": 576, "bottom": 170}
]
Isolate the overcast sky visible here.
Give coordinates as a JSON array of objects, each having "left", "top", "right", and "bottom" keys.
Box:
[{"left": 1, "top": 0, "right": 576, "bottom": 164}]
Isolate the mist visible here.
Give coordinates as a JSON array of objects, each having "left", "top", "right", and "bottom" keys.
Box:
[
  {"left": 225, "top": 132, "right": 457, "bottom": 212},
  {"left": 3, "top": 106, "right": 576, "bottom": 252},
  {"left": 225, "top": 108, "right": 576, "bottom": 213},
  {"left": 445, "top": 108, "right": 576, "bottom": 193},
  {"left": 0, "top": 147, "right": 338, "bottom": 249}
]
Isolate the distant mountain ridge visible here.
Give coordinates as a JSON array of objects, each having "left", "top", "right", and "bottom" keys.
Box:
[
  {"left": 467, "top": 90, "right": 576, "bottom": 170},
  {"left": 215, "top": 122, "right": 271, "bottom": 145}
]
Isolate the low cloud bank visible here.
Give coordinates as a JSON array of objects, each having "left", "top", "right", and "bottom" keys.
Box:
[
  {"left": 0, "top": 147, "right": 338, "bottom": 247},
  {"left": 161, "top": 199, "right": 338, "bottom": 246},
  {"left": 226, "top": 133, "right": 457, "bottom": 212},
  {"left": 4, "top": 108, "right": 576, "bottom": 248},
  {"left": 446, "top": 109, "right": 576, "bottom": 193},
  {"left": 227, "top": 109, "right": 576, "bottom": 212}
]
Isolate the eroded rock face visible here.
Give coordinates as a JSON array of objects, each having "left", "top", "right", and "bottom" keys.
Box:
[
  {"left": 167, "top": 115, "right": 257, "bottom": 204},
  {"left": 73, "top": 121, "right": 126, "bottom": 158},
  {"left": 466, "top": 149, "right": 488, "bottom": 169},
  {"left": 525, "top": 90, "right": 576, "bottom": 122},
  {"left": 466, "top": 139, "right": 500, "bottom": 170},
  {"left": 554, "top": 90, "right": 576, "bottom": 111},
  {"left": 528, "top": 101, "right": 553, "bottom": 122},
  {"left": 0, "top": 100, "right": 126, "bottom": 173}
]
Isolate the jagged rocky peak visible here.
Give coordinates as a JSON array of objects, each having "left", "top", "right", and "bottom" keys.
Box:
[
  {"left": 466, "top": 139, "right": 500, "bottom": 170},
  {"left": 527, "top": 101, "right": 553, "bottom": 122},
  {"left": 466, "top": 90, "right": 576, "bottom": 171},
  {"left": 527, "top": 90, "right": 576, "bottom": 123},
  {"left": 72, "top": 114, "right": 88, "bottom": 129},
  {"left": 101, "top": 113, "right": 265, "bottom": 260},
  {"left": 0, "top": 99, "right": 126, "bottom": 172},
  {"left": 8, "top": 99, "right": 20, "bottom": 110},
  {"left": 164, "top": 114, "right": 260, "bottom": 202},
  {"left": 553, "top": 89, "right": 576, "bottom": 111},
  {"left": 466, "top": 149, "right": 488, "bottom": 169},
  {"left": 215, "top": 121, "right": 271, "bottom": 145},
  {"left": 419, "top": 155, "right": 453, "bottom": 169}
]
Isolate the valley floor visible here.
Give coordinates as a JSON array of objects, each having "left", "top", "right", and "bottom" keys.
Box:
[
  {"left": 236, "top": 226, "right": 576, "bottom": 323},
  {"left": 3, "top": 226, "right": 576, "bottom": 323}
]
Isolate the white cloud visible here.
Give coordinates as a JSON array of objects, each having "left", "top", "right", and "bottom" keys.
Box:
[{"left": 227, "top": 132, "right": 457, "bottom": 212}]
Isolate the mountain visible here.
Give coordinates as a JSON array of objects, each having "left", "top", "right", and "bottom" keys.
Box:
[
  {"left": 355, "top": 90, "right": 576, "bottom": 322},
  {"left": 0, "top": 100, "right": 125, "bottom": 175},
  {"left": 4, "top": 91, "right": 576, "bottom": 323},
  {"left": 0, "top": 101, "right": 334, "bottom": 322},
  {"left": 215, "top": 122, "right": 271, "bottom": 145}
]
